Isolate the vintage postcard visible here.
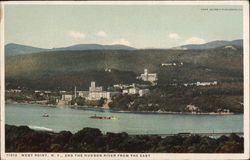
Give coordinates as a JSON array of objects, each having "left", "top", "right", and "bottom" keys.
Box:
[{"left": 0, "top": 1, "right": 249, "bottom": 160}]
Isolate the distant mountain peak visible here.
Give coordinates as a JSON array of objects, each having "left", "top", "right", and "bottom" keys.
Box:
[
  {"left": 52, "top": 43, "right": 136, "bottom": 51},
  {"left": 176, "top": 39, "right": 243, "bottom": 50},
  {"left": 5, "top": 43, "right": 136, "bottom": 57},
  {"left": 5, "top": 43, "right": 49, "bottom": 57}
]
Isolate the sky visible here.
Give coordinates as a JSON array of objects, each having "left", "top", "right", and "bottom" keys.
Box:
[{"left": 4, "top": 4, "right": 243, "bottom": 49}]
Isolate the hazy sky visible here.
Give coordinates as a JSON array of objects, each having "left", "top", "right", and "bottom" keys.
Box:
[{"left": 4, "top": 5, "right": 243, "bottom": 49}]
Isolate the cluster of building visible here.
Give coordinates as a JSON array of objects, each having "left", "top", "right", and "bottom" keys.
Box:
[
  {"left": 113, "top": 84, "right": 135, "bottom": 89},
  {"left": 8, "top": 68, "right": 221, "bottom": 108},
  {"left": 161, "top": 62, "right": 183, "bottom": 66},
  {"left": 6, "top": 69, "right": 156, "bottom": 106},
  {"left": 59, "top": 82, "right": 151, "bottom": 105},
  {"left": 58, "top": 69, "right": 157, "bottom": 105},
  {"left": 58, "top": 81, "right": 113, "bottom": 105},
  {"left": 6, "top": 89, "right": 22, "bottom": 93},
  {"left": 7, "top": 89, "right": 54, "bottom": 96},
  {"left": 217, "top": 108, "right": 230, "bottom": 113},
  {"left": 57, "top": 93, "right": 74, "bottom": 105},
  {"left": 115, "top": 68, "right": 156, "bottom": 96},
  {"left": 183, "top": 81, "right": 218, "bottom": 87},
  {"left": 186, "top": 104, "right": 200, "bottom": 113},
  {"left": 121, "top": 84, "right": 150, "bottom": 97}
]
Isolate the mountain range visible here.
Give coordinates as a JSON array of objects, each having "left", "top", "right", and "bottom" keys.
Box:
[
  {"left": 52, "top": 44, "right": 136, "bottom": 51},
  {"left": 5, "top": 39, "right": 243, "bottom": 57},
  {"left": 5, "top": 43, "right": 136, "bottom": 57},
  {"left": 176, "top": 39, "right": 243, "bottom": 50},
  {"left": 5, "top": 43, "right": 49, "bottom": 57}
]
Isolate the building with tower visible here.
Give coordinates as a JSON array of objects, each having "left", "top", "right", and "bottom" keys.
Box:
[
  {"left": 87, "top": 81, "right": 111, "bottom": 100},
  {"left": 139, "top": 69, "right": 158, "bottom": 83}
]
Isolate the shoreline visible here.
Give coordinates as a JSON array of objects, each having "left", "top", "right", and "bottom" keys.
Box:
[
  {"left": 5, "top": 101, "right": 240, "bottom": 115},
  {"left": 4, "top": 123, "right": 244, "bottom": 137}
]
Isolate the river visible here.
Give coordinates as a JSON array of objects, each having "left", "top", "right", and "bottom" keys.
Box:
[{"left": 5, "top": 103, "right": 243, "bottom": 135}]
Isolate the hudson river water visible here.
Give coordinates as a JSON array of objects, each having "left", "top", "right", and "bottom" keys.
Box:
[{"left": 5, "top": 103, "right": 243, "bottom": 134}]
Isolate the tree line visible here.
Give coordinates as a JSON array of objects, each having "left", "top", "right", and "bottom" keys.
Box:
[{"left": 5, "top": 125, "right": 243, "bottom": 153}]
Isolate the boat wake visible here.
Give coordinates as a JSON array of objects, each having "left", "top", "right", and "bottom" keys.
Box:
[{"left": 29, "top": 125, "right": 53, "bottom": 132}]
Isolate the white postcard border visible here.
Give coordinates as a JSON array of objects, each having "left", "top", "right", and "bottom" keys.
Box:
[{"left": 0, "top": 1, "right": 249, "bottom": 160}]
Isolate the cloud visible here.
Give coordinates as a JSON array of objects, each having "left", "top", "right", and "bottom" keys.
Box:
[
  {"left": 184, "top": 37, "right": 206, "bottom": 44},
  {"left": 96, "top": 31, "right": 107, "bottom": 37},
  {"left": 68, "top": 31, "right": 85, "bottom": 39},
  {"left": 168, "top": 33, "right": 180, "bottom": 39},
  {"left": 111, "top": 38, "right": 131, "bottom": 46}
]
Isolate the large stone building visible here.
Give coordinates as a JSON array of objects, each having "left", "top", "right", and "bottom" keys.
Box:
[
  {"left": 61, "top": 95, "right": 73, "bottom": 101},
  {"left": 122, "top": 83, "right": 150, "bottom": 96},
  {"left": 87, "top": 81, "right": 111, "bottom": 100},
  {"left": 57, "top": 94, "right": 73, "bottom": 105},
  {"left": 139, "top": 69, "right": 158, "bottom": 83},
  {"left": 78, "top": 91, "right": 89, "bottom": 98}
]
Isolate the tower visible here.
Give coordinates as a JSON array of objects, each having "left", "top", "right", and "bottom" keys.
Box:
[
  {"left": 144, "top": 69, "right": 148, "bottom": 81},
  {"left": 91, "top": 81, "right": 96, "bottom": 88},
  {"left": 89, "top": 81, "right": 96, "bottom": 92},
  {"left": 74, "top": 86, "right": 77, "bottom": 98}
]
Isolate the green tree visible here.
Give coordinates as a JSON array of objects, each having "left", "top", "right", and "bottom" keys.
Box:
[
  {"left": 76, "top": 97, "right": 85, "bottom": 106},
  {"left": 98, "top": 97, "right": 105, "bottom": 107}
]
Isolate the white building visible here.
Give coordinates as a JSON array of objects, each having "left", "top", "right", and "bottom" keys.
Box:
[
  {"left": 87, "top": 81, "right": 111, "bottom": 100},
  {"left": 8, "top": 89, "right": 22, "bottom": 93},
  {"left": 122, "top": 88, "right": 139, "bottom": 95},
  {"left": 139, "top": 69, "right": 158, "bottom": 82},
  {"left": 122, "top": 89, "right": 129, "bottom": 94},
  {"left": 161, "top": 63, "right": 176, "bottom": 66},
  {"left": 122, "top": 86, "right": 139, "bottom": 95},
  {"left": 113, "top": 84, "right": 132, "bottom": 89},
  {"left": 184, "top": 81, "right": 218, "bottom": 87},
  {"left": 61, "top": 94, "right": 73, "bottom": 101},
  {"left": 186, "top": 105, "right": 199, "bottom": 111},
  {"left": 88, "top": 91, "right": 110, "bottom": 100},
  {"left": 89, "top": 81, "right": 103, "bottom": 92},
  {"left": 129, "top": 88, "right": 139, "bottom": 94},
  {"left": 57, "top": 94, "right": 73, "bottom": 105},
  {"left": 161, "top": 62, "right": 183, "bottom": 67},
  {"left": 139, "top": 89, "right": 150, "bottom": 97},
  {"left": 196, "top": 81, "right": 217, "bottom": 86},
  {"left": 44, "top": 91, "right": 52, "bottom": 94},
  {"left": 78, "top": 91, "right": 89, "bottom": 98}
]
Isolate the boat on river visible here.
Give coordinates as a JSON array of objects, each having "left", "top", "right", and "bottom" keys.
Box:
[
  {"left": 42, "top": 114, "right": 49, "bottom": 117},
  {"left": 89, "top": 115, "right": 118, "bottom": 120}
]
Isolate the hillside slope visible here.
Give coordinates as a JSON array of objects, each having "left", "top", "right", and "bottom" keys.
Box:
[{"left": 5, "top": 46, "right": 243, "bottom": 90}]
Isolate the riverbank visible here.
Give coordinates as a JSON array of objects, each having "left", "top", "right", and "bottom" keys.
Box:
[
  {"left": 5, "top": 124, "right": 244, "bottom": 153},
  {"left": 5, "top": 101, "right": 238, "bottom": 115}
]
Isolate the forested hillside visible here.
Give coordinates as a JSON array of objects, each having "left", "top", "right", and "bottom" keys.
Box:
[{"left": 5, "top": 45, "right": 243, "bottom": 90}]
